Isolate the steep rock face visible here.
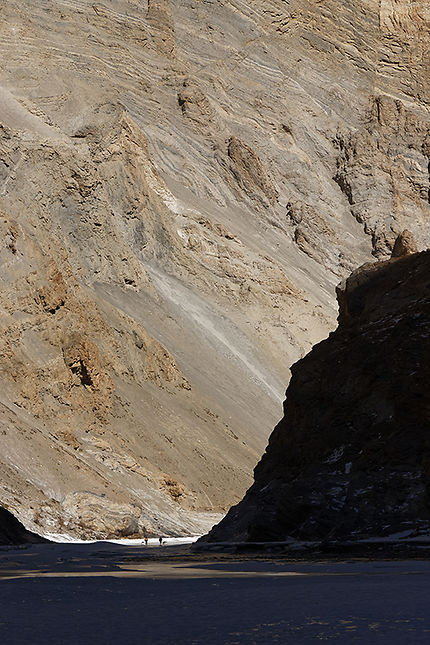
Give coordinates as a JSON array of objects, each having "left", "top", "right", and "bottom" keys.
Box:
[
  {"left": 0, "top": 0, "right": 429, "bottom": 537},
  {"left": 204, "top": 247, "right": 430, "bottom": 543}
]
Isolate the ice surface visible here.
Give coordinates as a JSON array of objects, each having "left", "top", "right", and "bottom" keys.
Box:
[
  {"left": 1, "top": 542, "right": 430, "bottom": 644},
  {"left": 43, "top": 533, "right": 201, "bottom": 546}
]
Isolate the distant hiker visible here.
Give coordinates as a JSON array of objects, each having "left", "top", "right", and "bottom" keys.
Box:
[
  {"left": 144, "top": 536, "right": 148, "bottom": 545},
  {"left": 159, "top": 536, "right": 163, "bottom": 546}
]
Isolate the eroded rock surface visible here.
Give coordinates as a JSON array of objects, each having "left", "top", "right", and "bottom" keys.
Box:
[
  {"left": 392, "top": 230, "right": 418, "bottom": 258},
  {"left": 0, "top": 506, "right": 48, "bottom": 545},
  {"left": 0, "top": 0, "right": 429, "bottom": 537},
  {"left": 203, "top": 249, "right": 430, "bottom": 543}
]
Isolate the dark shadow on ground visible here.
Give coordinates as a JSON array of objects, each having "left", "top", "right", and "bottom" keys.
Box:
[{"left": 1, "top": 543, "right": 430, "bottom": 644}]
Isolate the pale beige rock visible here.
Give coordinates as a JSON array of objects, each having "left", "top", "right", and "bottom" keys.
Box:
[{"left": 391, "top": 230, "right": 418, "bottom": 258}]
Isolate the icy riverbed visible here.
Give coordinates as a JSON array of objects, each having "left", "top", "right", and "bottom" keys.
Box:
[
  {"left": 1, "top": 542, "right": 430, "bottom": 644},
  {"left": 43, "top": 533, "right": 201, "bottom": 546}
]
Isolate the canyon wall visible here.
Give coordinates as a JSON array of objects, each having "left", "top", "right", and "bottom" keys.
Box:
[{"left": 0, "top": 0, "right": 429, "bottom": 536}]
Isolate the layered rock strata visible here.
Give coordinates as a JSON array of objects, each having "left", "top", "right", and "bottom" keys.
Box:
[{"left": 203, "top": 245, "right": 430, "bottom": 543}]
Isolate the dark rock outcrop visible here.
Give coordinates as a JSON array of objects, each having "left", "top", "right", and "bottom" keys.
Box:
[
  {"left": 0, "top": 507, "right": 48, "bottom": 545},
  {"left": 204, "top": 249, "right": 430, "bottom": 543}
]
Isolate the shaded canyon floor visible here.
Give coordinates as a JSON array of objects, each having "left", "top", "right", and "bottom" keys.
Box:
[{"left": 1, "top": 542, "right": 430, "bottom": 644}]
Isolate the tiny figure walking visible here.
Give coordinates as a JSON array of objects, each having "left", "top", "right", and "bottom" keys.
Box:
[
  {"left": 159, "top": 536, "right": 163, "bottom": 546},
  {"left": 144, "top": 536, "right": 148, "bottom": 545}
]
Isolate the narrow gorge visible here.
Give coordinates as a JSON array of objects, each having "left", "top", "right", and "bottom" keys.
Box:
[{"left": 0, "top": 0, "right": 429, "bottom": 538}]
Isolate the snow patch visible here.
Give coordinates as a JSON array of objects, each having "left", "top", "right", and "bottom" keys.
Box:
[{"left": 324, "top": 447, "right": 344, "bottom": 464}]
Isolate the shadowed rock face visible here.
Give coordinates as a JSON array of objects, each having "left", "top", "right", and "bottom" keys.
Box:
[
  {"left": 204, "top": 249, "right": 430, "bottom": 543},
  {"left": 0, "top": 507, "right": 48, "bottom": 545}
]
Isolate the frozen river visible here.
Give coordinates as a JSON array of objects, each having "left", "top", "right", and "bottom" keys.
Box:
[{"left": 1, "top": 542, "right": 430, "bottom": 644}]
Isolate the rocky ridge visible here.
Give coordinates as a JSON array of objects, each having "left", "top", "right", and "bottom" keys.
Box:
[
  {"left": 203, "top": 238, "right": 430, "bottom": 544},
  {"left": 0, "top": 1, "right": 429, "bottom": 537}
]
